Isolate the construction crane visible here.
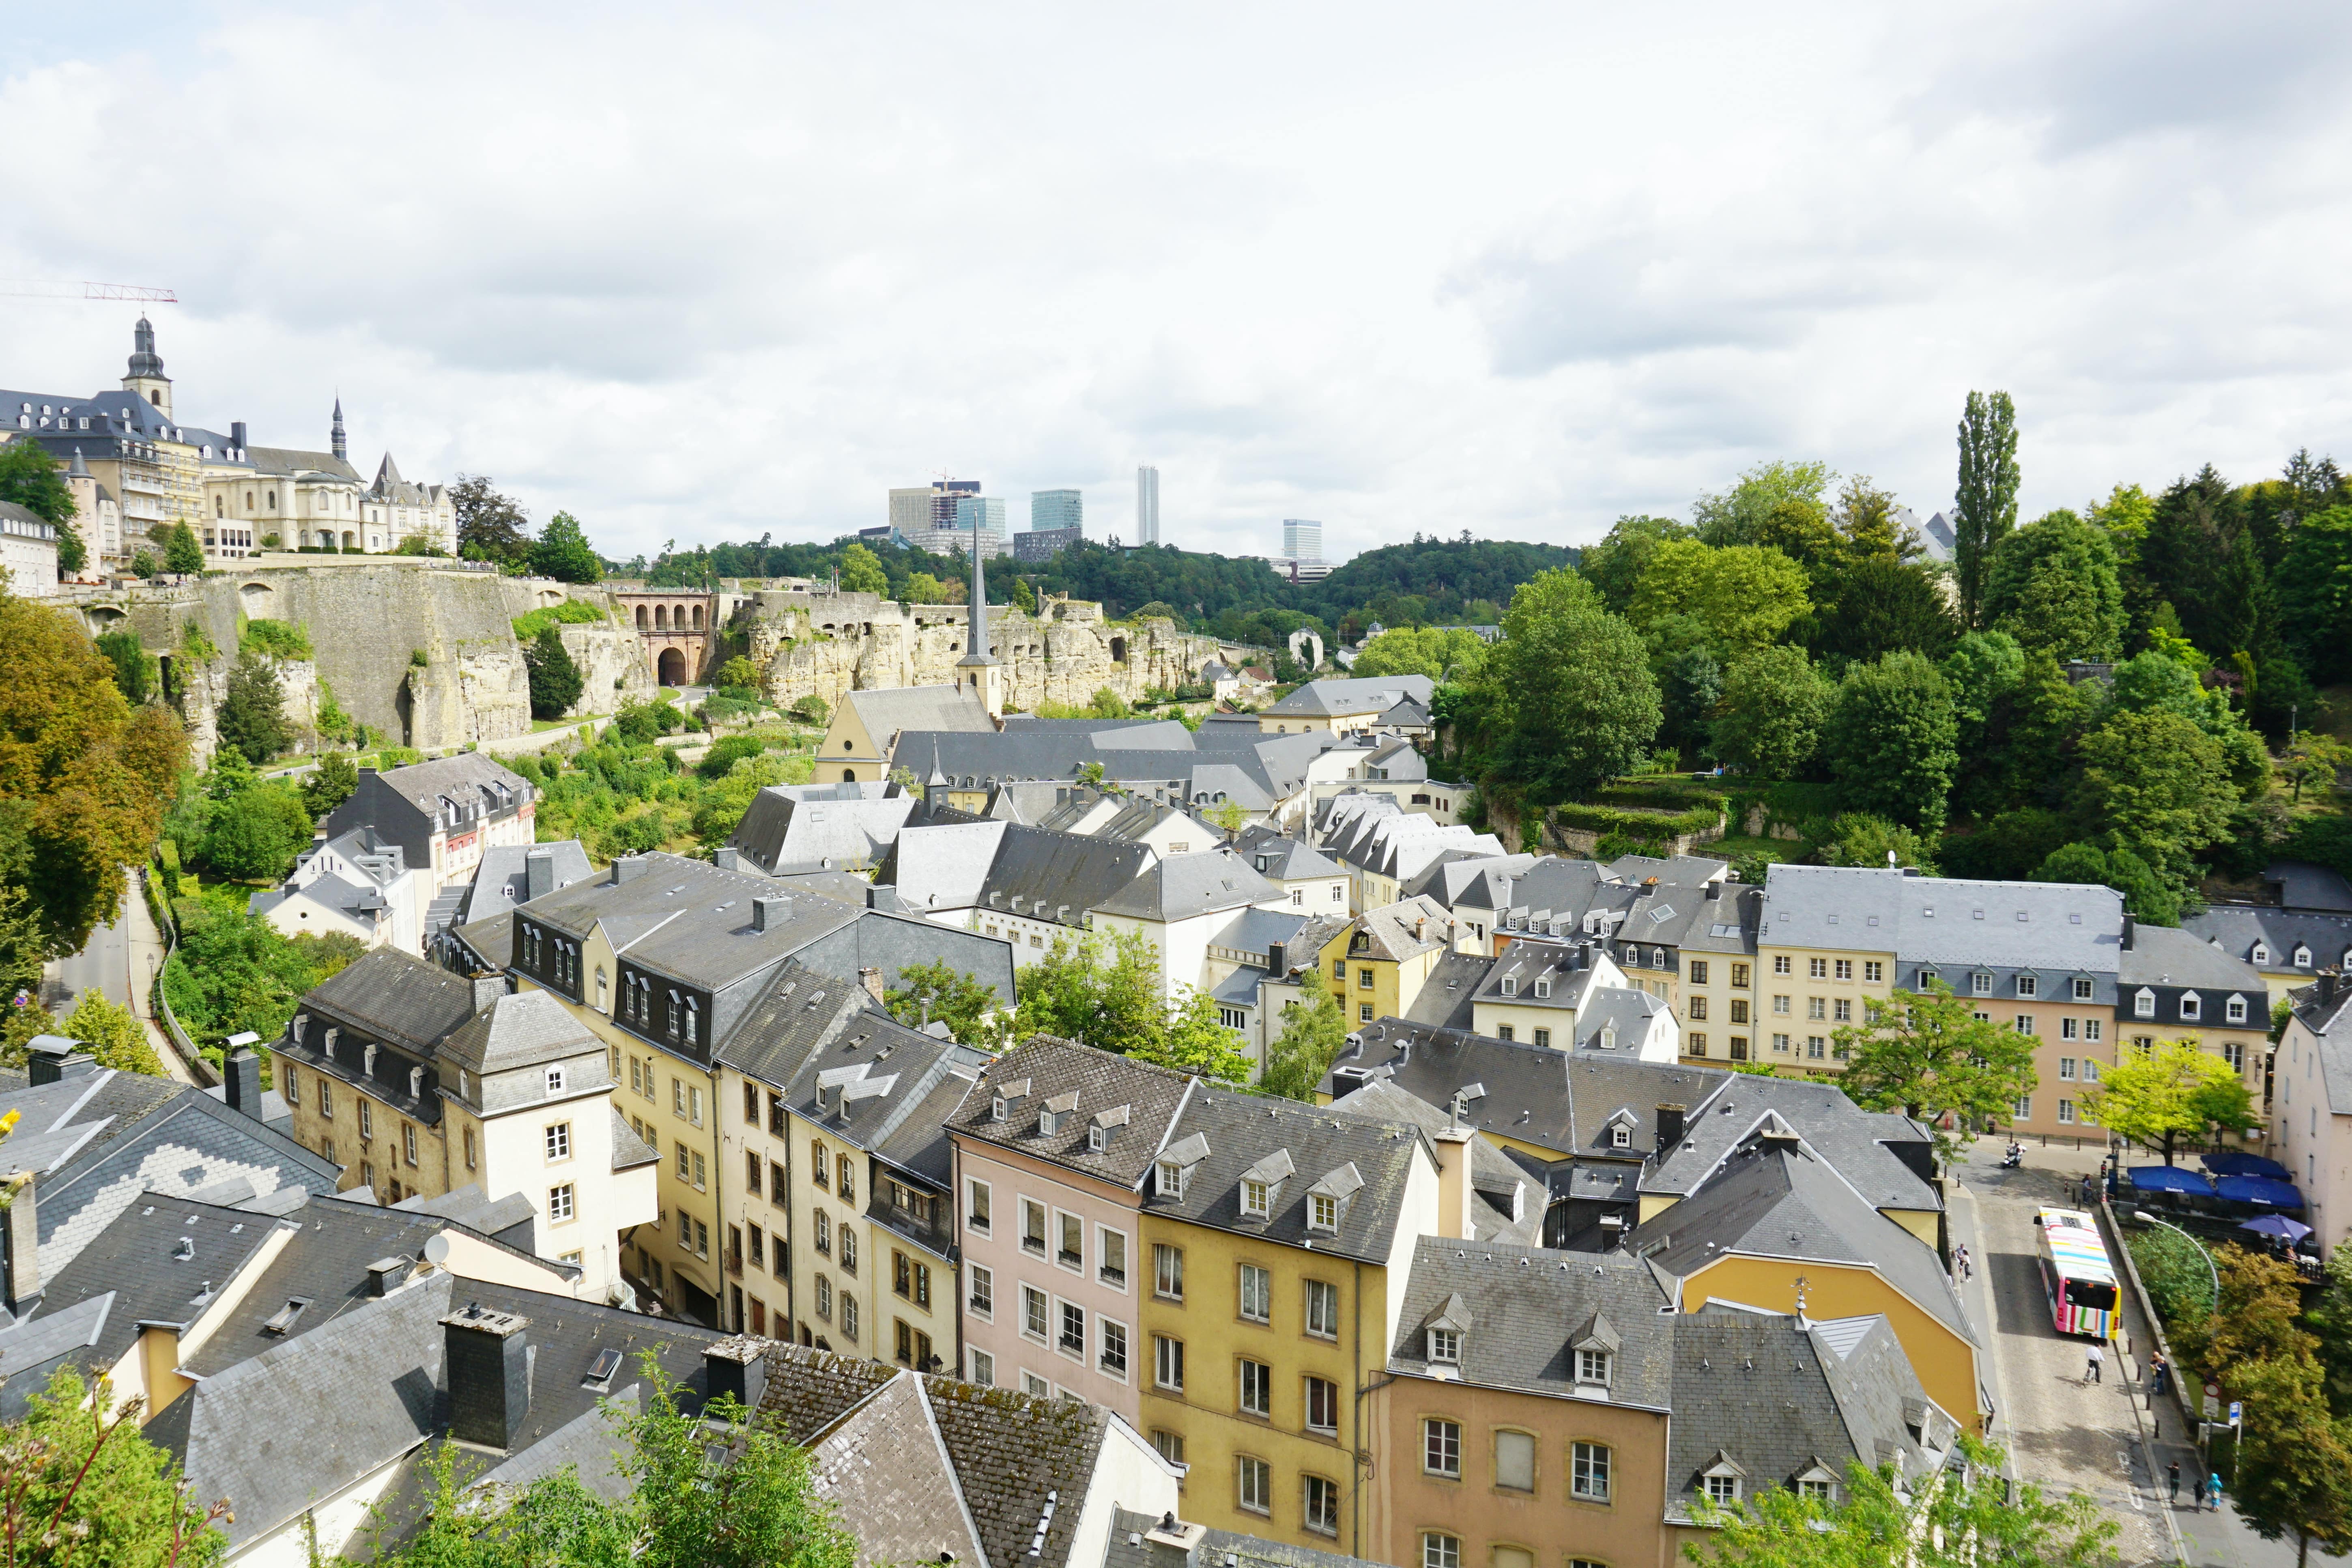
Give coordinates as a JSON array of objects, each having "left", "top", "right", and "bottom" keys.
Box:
[{"left": 0, "top": 279, "right": 177, "bottom": 303}]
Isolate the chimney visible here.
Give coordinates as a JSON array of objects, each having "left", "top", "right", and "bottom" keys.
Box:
[
  {"left": 752, "top": 896, "right": 792, "bottom": 932},
  {"left": 26, "top": 1035, "right": 95, "bottom": 1086},
  {"left": 1656, "top": 1103, "right": 1686, "bottom": 1152},
  {"left": 611, "top": 855, "right": 650, "bottom": 885},
  {"left": 1705, "top": 881, "right": 1720, "bottom": 901},
  {"left": 224, "top": 1049, "right": 264, "bottom": 1117},
  {"left": 2, "top": 1175, "right": 39, "bottom": 1315},
  {"left": 473, "top": 975, "right": 509, "bottom": 1013},
  {"left": 705, "top": 1336, "right": 770, "bottom": 1411},
  {"left": 1267, "top": 941, "right": 1286, "bottom": 976},
  {"left": 366, "top": 1255, "right": 411, "bottom": 1296},
  {"left": 2120, "top": 914, "right": 2135, "bottom": 951},
  {"left": 230, "top": 420, "right": 247, "bottom": 452},
  {"left": 442, "top": 1303, "right": 532, "bottom": 1450},
  {"left": 2322, "top": 969, "right": 2342, "bottom": 1011},
  {"left": 858, "top": 966, "right": 886, "bottom": 1006},
  {"left": 714, "top": 847, "right": 744, "bottom": 872},
  {"left": 525, "top": 849, "right": 555, "bottom": 902}
]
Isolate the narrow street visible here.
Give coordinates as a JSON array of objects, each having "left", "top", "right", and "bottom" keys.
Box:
[{"left": 41, "top": 870, "right": 198, "bottom": 1086}]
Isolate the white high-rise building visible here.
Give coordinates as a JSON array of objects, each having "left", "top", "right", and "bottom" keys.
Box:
[
  {"left": 1135, "top": 464, "right": 1160, "bottom": 545},
  {"left": 1281, "top": 519, "right": 1322, "bottom": 563}
]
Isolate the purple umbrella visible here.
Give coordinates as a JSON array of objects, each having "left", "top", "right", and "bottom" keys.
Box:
[{"left": 2239, "top": 1214, "right": 2313, "bottom": 1242}]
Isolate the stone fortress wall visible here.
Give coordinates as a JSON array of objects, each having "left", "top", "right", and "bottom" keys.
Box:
[
  {"left": 60, "top": 565, "right": 654, "bottom": 761},
  {"left": 731, "top": 588, "right": 1228, "bottom": 712}
]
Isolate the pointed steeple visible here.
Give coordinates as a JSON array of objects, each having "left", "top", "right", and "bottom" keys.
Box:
[
  {"left": 955, "top": 538, "right": 1001, "bottom": 722},
  {"left": 68, "top": 447, "right": 89, "bottom": 478},
  {"left": 121, "top": 316, "right": 172, "bottom": 417},
  {"left": 331, "top": 396, "right": 346, "bottom": 462}
]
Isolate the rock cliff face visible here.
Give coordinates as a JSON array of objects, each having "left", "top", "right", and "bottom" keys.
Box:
[
  {"left": 736, "top": 591, "right": 1223, "bottom": 712},
  {"left": 69, "top": 566, "right": 653, "bottom": 763}
]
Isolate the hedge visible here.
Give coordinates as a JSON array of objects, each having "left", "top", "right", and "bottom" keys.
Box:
[{"left": 1551, "top": 800, "right": 1725, "bottom": 838}]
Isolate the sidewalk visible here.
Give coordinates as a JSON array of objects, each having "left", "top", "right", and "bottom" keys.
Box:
[{"left": 122, "top": 869, "right": 198, "bottom": 1087}]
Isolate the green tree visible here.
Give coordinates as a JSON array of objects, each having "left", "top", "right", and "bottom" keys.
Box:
[
  {"left": 529, "top": 510, "right": 604, "bottom": 583},
  {"left": 1708, "top": 644, "right": 1829, "bottom": 778},
  {"left": 54, "top": 520, "right": 86, "bottom": 576},
  {"left": 199, "top": 781, "right": 313, "bottom": 882},
  {"left": 2282, "top": 730, "right": 2352, "bottom": 803},
  {"left": 161, "top": 899, "right": 363, "bottom": 1046},
  {"left": 1983, "top": 508, "right": 2124, "bottom": 660},
  {"left": 1824, "top": 651, "right": 1959, "bottom": 832},
  {"left": 450, "top": 474, "right": 534, "bottom": 565},
  {"left": 2281, "top": 505, "right": 2352, "bottom": 681},
  {"left": 129, "top": 547, "right": 159, "bottom": 578},
  {"left": 1627, "top": 539, "right": 1811, "bottom": 653},
  {"left": 1953, "top": 389, "right": 2019, "bottom": 627},
  {"left": 1815, "top": 813, "right": 1938, "bottom": 874},
  {"left": 525, "top": 623, "right": 585, "bottom": 720},
  {"left": 0, "top": 884, "right": 45, "bottom": 1018},
  {"left": 0, "top": 1367, "right": 227, "bottom": 1568},
  {"left": 1137, "top": 987, "right": 1251, "bottom": 1084},
  {"left": 95, "top": 629, "right": 157, "bottom": 705},
  {"left": 1486, "top": 569, "right": 1661, "bottom": 800},
  {"left": 787, "top": 694, "right": 829, "bottom": 726},
  {"left": 1809, "top": 558, "right": 1957, "bottom": 666},
  {"left": 885, "top": 959, "right": 1006, "bottom": 1048},
  {"left": 2089, "top": 480, "right": 2156, "bottom": 561},
  {"left": 1833, "top": 980, "right": 2037, "bottom": 1167},
  {"left": 2173, "top": 1246, "right": 2315, "bottom": 1390},
  {"left": 1688, "top": 1434, "right": 2113, "bottom": 1568},
  {"left": 61, "top": 988, "right": 163, "bottom": 1075},
  {"left": 300, "top": 751, "right": 359, "bottom": 819},
  {"left": 161, "top": 520, "right": 206, "bottom": 574},
  {"left": 1016, "top": 930, "right": 1166, "bottom": 1052},
  {"left": 1577, "top": 514, "right": 1696, "bottom": 613},
  {"left": 835, "top": 541, "right": 888, "bottom": 595},
  {"left": 215, "top": 653, "right": 291, "bottom": 763},
  {"left": 1691, "top": 460, "right": 1834, "bottom": 548},
  {"left": 715, "top": 655, "right": 761, "bottom": 689},
  {"left": 2230, "top": 1353, "right": 2352, "bottom": 1568},
  {"left": 2085, "top": 1038, "right": 2259, "bottom": 1167},
  {"left": 1260, "top": 986, "right": 1348, "bottom": 1100},
  {"left": 0, "top": 437, "right": 74, "bottom": 525},
  {"left": 1830, "top": 473, "right": 1920, "bottom": 563},
  {"left": 2032, "top": 838, "right": 2183, "bottom": 924},
  {"left": 2074, "top": 709, "right": 2234, "bottom": 883},
  {"left": 1940, "top": 631, "right": 2025, "bottom": 751},
  {"left": 0, "top": 583, "right": 187, "bottom": 955},
  {"left": 1352, "top": 626, "right": 1490, "bottom": 683},
  {"left": 903, "top": 571, "right": 950, "bottom": 604},
  {"left": 1088, "top": 686, "right": 1131, "bottom": 719},
  {"left": 1011, "top": 575, "right": 1037, "bottom": 614}
]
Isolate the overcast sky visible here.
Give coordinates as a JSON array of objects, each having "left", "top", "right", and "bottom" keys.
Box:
[{"left": 5, "top": 3, "right": 2348, "bottom": 565}]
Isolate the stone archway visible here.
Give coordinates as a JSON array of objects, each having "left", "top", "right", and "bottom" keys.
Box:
[{"left": 658, "top": 647, "right": 687, "bottom": 685}]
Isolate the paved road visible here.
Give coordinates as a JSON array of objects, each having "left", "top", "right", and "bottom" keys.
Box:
[
  {"left": 42, "top": 872, "right": 199, "bottom": 1086},
  {"left": 50, "top": 895, "right": 133, "bottom": 1010},
  {"left": 1953, "top": 1145, "right": 2175, "bottom": 1566}
]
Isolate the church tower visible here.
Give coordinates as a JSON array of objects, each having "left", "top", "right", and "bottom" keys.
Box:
[
  {"left": 121, "top": 316, "right": 172, "bottom": 419},
  {"left": 956, "top": 535, "right": 1002, "bottom": 722},
  {"left": 331, "top": 397, "right": 347, "bottom": 462}
]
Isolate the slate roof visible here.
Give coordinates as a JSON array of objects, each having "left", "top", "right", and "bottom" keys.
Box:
[
  {"left": 2120, "top": 921, "right": 2271, "bottom": 994},
  {"left": 460, "top": 839, "right": 593, "bottom": 922},
  {"left": 1628, "top": 1136, "right": 1975, "bottom": 1351},
  {"left": 1096, "top": 847, "right": 1282, "bottom": 922},
  {"left": 1643, "top": 1074, "right": 1939, "bottom": 1214},
  {"left": 32, "top": 1193, "right": 286, "bottom": 1375},
  {"left": 1234, "top": 827, "right": 1348, "bottom": 884},
  {"left": 1107, "top": 1508, "right": 1389, "bottom": 1568},
  {"left": 1325, "top": 1078, "right": 1538, "bottom": 1244},
  {"left": 843, "top": 685, "right": 995, "bottom": 746},
  {"left": 519, "top": 852, "right": 865, "bottom": 994},
  {"left": 2288, "top": 979, "right": 2352, "bottom": 1115},
  {"left": 953, "top": 1037, "right": 1197, "bottom": 1189},
  {"left": 1402, "top": 951, "right": 1493, "bottom": 1030},
  {"left": 715, "top": 958, "right": 883, "bottom": 1089},
  {"left": 2269, "top": 861, "right": 2352, "bottom": 913},
  {"left": 2183, "top": 904, "right": 2352, "bottom": 974},
  {"left": 1348, "top": 896, "right": 1455, "bottom": 961},
  {"left": 0, "top": 1292, "right": 113, "bottom": 1422},
  {"left": 246, "top": 445, "right": 365, "bottom": 482},
  {"left": 355, "top": 752, "right": 531, "bottom": 820},
  {"left": 1664, "top": 1310, "right": 1947, "bottom": 1522},
  {"left": 302, "top": 947, "right": 481, "bottom": 1055},
  {"left": 1471, "top": 943, "right": 1607, "bottom": 1015},
  {"left": 1385, "top": 1235, "right": 1675, "bottom": 1405},
  {"left": 728, "top": 786, "right": 917, "bottom": 874},
  {"left": 1144, "top": 1087, "right": 1432, "bottom": 1265},
  {"left": 1261, "top": 675, "right": 1435, "bottom": 717},
  {"left": 433, "top": 987, "right": 601, "bottom": 1076},
  {"left": 805, "top": 1371, "right": 988, "bottom": 1568}
]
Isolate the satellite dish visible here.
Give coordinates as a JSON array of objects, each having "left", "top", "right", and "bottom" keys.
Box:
[{"left": 421, "top": 1233, "right": 453, "bottom": 1266}]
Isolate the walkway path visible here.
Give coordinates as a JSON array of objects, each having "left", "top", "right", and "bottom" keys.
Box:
[{"left": 43, "top": 870, "right": 198, "bottom": 1086}]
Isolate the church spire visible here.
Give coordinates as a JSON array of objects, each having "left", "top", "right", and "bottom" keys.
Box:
[
  {"left": 956, "top": 535, "right": 1001, "bottom": 721},
  {"left": 331, "top": 395, "right": 346, "bottom": 461}
]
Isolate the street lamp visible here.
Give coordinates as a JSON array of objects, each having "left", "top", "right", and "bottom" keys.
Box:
[{"left": 2134, "top": 1210, "right": 2220, "bottom": 1308}]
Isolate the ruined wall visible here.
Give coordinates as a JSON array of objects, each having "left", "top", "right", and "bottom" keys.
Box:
[
  {"left": 67, "top": 566, "right": 652, "bottom": 762},
  {"left": 738, "top": 591, "right": 1225, "bottom": 712}
]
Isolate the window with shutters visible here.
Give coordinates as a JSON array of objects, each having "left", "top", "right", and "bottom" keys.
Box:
[{"left": 1494, "top": 1429, "right": 1536, "bottom": 1491}]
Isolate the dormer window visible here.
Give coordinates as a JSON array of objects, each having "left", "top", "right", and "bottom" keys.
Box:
[
  {"left": 2135, "top": 988, "right": 2155, "bottom": 1018},
  {"left": 2296, "top": 946, "right": 2313, "bottom": 968},
  {"left": 1500, "top": 976, "right": 1517, "bottom": 997},
  {"left": 2227, "top": 995, "right": 2248, "bottom": 1024},
  {"left": 1158, "top": 1161, "right": 1187, "bottom": 1199},
  {"left": 1087, "top": 1123, "right": 1107, "bottom": 1151},
  {"left": 2254, "top": 943, "right": 2272, "bottom": 964},
  {"left": 1971, "top": 972, "right": 1992, "bottom": 997},
  {"left": 2073, "top": 977, "right": 2094, "bottom": 1001},
  {"left": 1309, "top": 1193, "right": 1338, "bottom": 1231},
  {"left": 1702, "top": 1458, "right": 1744, "bottom": 1506},
  {"left": 2016, "top": 975, "right": 2037, "bottom": 998},
  {"left": 1916, "top": 967, "right": 1937, "bottom": 991},
  {"left": 1427, "top": 1328, "right": 1460, "bottom": 1364},
  {"left": 2180, "top": 992, "right": 2201, "bottom": 1022},
  {"left": 1576, "top": 1348, "right": 1611, "bottom": 1385},
  {"left": 546, "top": 1066, "right": 566, "bottom": 1095},
  {"left": 1241, "top": 1178, "right": 1270, "bottom": 1217},
  {"left": 992, "top": 1095, "right": 1008, "bottom": 1122},
  {"left": 1610, "top": 1124, "right": 1630, "bottom": 1149},
  {"left": 1533, "top": 978, "right": 1550, "bottom": 999}
]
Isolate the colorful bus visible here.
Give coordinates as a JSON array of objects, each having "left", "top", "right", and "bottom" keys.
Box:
[{"left": 2034, "top": 1206, "right": 2119, "bottom": 1339}]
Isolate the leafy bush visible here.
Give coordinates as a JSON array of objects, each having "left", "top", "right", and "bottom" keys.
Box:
[
  {"left": 238, "top": 616, "right": 312, "bottom": 659},
  {"left": 714, "top": 655, "right": 761, "bottom": 688},
  {"left": 95, "top": 629, "right": 157, "bottom": 703},
  {"left": 200, "top": 782, "right": 313, "bottom": 881},
  {"left": 511, "top": 598, "right": 608, "bottom": 640},
  {"left": 697, "top": 735, "right": 768, "bottom": 778},
  {"left": 1551, "top": 799, "right": 1724, "bottom": 840},
  {"left": 788, "top": 694, "right": 830, "bottom": 725},
  {"left": 371, "top": 746, "right": 425, "bottom": 769},
  {"left": 2126, "top": 1224, "right": 2221, "bottom": 1329},
  {"left": 163, "top": 896, "right": 364, "bottom": 1048}
]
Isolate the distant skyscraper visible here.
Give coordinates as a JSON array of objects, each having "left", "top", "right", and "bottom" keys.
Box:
[
  {"left": 953, "top": 494, "right": 1006, "bottom": 534},
  {"left": 888, "top": 488, "right": 932, "bottom": 535},
  {"left": 932, "top": 478, "right": 981, "bottom": 528},
  {"left": 1136, "top": 465, "right": 1160, "bottom": 546},
  {"left": 1030, "top": 489, "right": 1082, "bottom": 532},
  {"left": 1282, "top": 519, "right": 1322, "bottom": 564}
]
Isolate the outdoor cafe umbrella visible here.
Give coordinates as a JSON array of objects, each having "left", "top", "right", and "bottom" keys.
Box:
[
  {"left": 2205, "top": 1151, "right": 2294, "bottom": 1181},
  {"left": 2240, "top": 1214, "right": 2315, "bottom": 1242},
  {"left": 2215, "top": 1175, "right": 2305, "bottom": 1209},
  {"left": 2129, "top": 1166, "right": 2217, "bottom": 1197}
]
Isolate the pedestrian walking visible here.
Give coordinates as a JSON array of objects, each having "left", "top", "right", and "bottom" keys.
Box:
[
  {"left": 2168, "top": 1461, "right": 2181, "bottom": 1501},
  {"left": 2080, "top": 1174, "right": 2094, "bottom": 1205},
  {"left": 1958, "top": 1244, "right": 1971, "bottom": 1280},
  {"left": 2152, "top": 1353, "right": 2169, "bottom": 1396},
  {"left": 2087, "top": 1343, "right": 2104, "bottom": 1383},
  {"left": 2208, "top": 1473, "right": 2223, "bottom": 1512}
]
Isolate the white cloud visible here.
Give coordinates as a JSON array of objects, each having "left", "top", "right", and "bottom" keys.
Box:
[{"left": 4, "top": 2, "right": 2351, "bottom": 564}]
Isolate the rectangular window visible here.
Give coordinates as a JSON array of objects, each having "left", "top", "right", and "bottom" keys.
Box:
[
  {"left": 1361, "top": 1003, "right": 1375, "bottom": 1023},
  {"left": 673, "top": 1079, "right": 686, "bottom": 1117},
  {"left": 2059, "top": 1057, "right": 2077, "bottom": 1080},
  {"left": 1424, "top": 1418, "right": 1462, "bottom": 1478},
  {"left": 1572, "top": 1441, "right": 1611, "bottom": 1502},
  {"left": 1305, "top": 1375, "right": 1339, "bottom": 1433},
  {"left": 1730, "top": 999, "right": 1749, "bottom": 1024},
  {"left": 2017, "top": 975, "right": 2038, "bottom": 998},
  {"left": 1689, "top": 1032, "right": 1708, "bottom": 1056},
  {"left": 841, "top": 1294, "right": 857, "bottom": 1340},
  {"left": 1060, "top": 1300, "right": 1086, "bottom": 1358},
  {"left": 1732, "top": 962, "right": 1751, "bottom": 987},
  {"left": 694, "top": 1219, "right": 709, "bottom": 1258},
  {"left": 1864, "top": 960, "right": 1883, "bottom": 982},
  {"left": 1773, "top": 994, "right": 1790, "bottom": 1015},
  {"left": 1239, "top": 1358, "right": 1271, "bottom": 1417},
  {"left": 1304, "top": 1474, "right": 1339, "bottom": 1536},
  {"left": 675, "top": 1141, "right": 689, "bottom": 1179},
  {"left": 1808, "top": 958, "right": 1826, "bottom": 979},
  {"left": 969, "top": 1264, "right": 994, "bottom": 1317},
  {"left": 692, "top": 1151, "right": 706, "bottom": 1191},
  {"left": 1056, "top": 1210, "right": 1083, "bottom": 1270},
  {"left": 1238, "top": 1456, "right": 1271, "bottom": 1516},
  {"left": 359, "top": 1100, "right": 373, "bottom": 1139},
  {"left": 1496, "top": 1429, "right": 1536, "bottom": 1491},
  {"left": 679, "top": 1209, "right": 692, "bottom": 1248},
  {"left": 1834, "top": 959, "right": 1851, "bottom": 981},
  {"left": 2014, "top": 1094, "right": 2033, "bottom": 1119},
  {"left": 547, "top": 1183, "right": 574, "bottom": 1222},
  {"left": 2085, "top": 1019, "right": 2102, "bottom": 1042},
  {"left": 967, "top": 1179, "right": 991, "bottom": 1234},
  {"left": 546, "top": 1122, "right": 570, "bottom": 1160},
  {"left": 1022, "top": 1199, "right": 1047, "bottom": 1256},
  {"left": 403, "top": 1123, "right": 417, "bottom": 1166},
  {"left": 2058, "top": 1099, "right": 2076, "bottom": 1125},
  {"left": 1833, "top": 998, "right": 1851, "bottom": 1023},
  {"left": 1101, "top": 1318, "right": 1129, "bottom": 1378},
  {"left": 815, "top": 1210, "right": 831, "bottom": 1254},
  {"left": 1358, "top": 967, "right": 1374, "bottom": 989},
  {"left": 1155, "top": 1243, "right": 1185, "bottom": 1300},
  {"left": 748, "top": 1224, "right": 763, "bottom": 1268},
  {"left": 1239, "top": 1263, "right": 1271, "bottom": 1323},
  {"left": 1495, "top": 1023, "right": 1512, "bottom": 1041},
  {"left": 1807, "top": 996, "right": 1825, "bottom": 1020},
  {"left": 1098, "top": 1226, "right": 1127, "bottom": 1288},
  {"left": 1155, "top": 1334, "right": 1185, "bottom": 1390},
  {"left": 1533, "top": 1027, "right": 1552, "bottom": 1048},
  {"left": 837, "top": 1155, "right": 854, "bottom": 1203},
  {"left": 1689, "top": 960, "right": 1709, "bottom": 985},
  {"left": 813, "top": 1140, "right": 829, "bottom": 1189},
  {"left": 1333, "top": 959, "right": 1345, "bottom": 978},
  {"left": 1023, "top": 1285, "right": 1048, "bottom": 1340},
  {"left": 838, "top": 1225, "right": 856, "bottom": 1275},
  {"left": 1688, "top": 996, "right": 1707, "bottom": 1020},
  {"left": 1807, "top": 1036, "right": 1825, "bottom": 1058},
  {"left": 464, "top": 1128, "right": 476, "bottom": 1169},
  {"left": 1423, "top": 1537, "right": 1460, "bottom": 1568},
  {"left": 2062, "top": 1018, "right": 2079, "bottom": 1040},
  {"left": 894, "top": 1250, "right": 912, "bottom": 1299},
  {"left": 970, "top": 1349, "right": 995, "bottom": 1386}
]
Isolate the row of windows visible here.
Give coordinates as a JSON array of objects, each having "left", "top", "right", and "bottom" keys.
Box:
[
  {"left": 997, "top": 1278, "right": 1131, "bottom": 1379},
  {"left": 1422, "top": 1542, "right": 1612, "bottom": 1568},
  {"left": 1416, "top": 1421, "right": 1617, "bottom": 1501},
  {"left": 1768, "top": 994, "right": 1854, "bottom": 1022}
]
